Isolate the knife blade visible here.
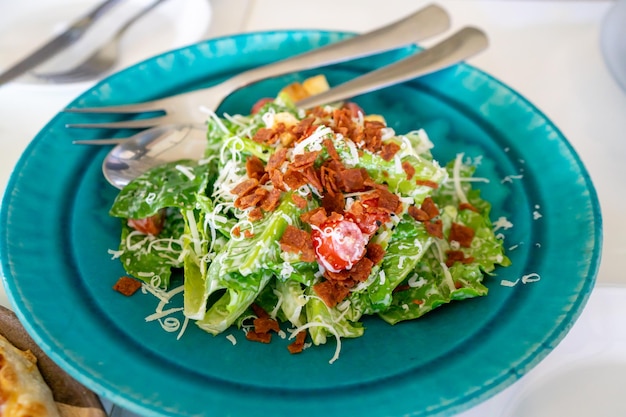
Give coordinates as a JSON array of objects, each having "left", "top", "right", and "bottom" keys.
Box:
[{"left": 0, "top": 0, "right": 124, "bottom": 87}]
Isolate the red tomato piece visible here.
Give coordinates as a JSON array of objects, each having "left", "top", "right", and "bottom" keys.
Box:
[
  {"left": 251, "top": 97, "right": 274, "bottom": 114},
  {"left": 127, "top": 210, "right": 165, "bottom": 236},
  {"left": 311, "top": 218, "right": 367, "bottom": 272}
]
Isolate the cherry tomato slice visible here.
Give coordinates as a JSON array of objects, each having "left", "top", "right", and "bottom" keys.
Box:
[
  {"left": 251, "top": 97, "right": 274, "bottom": 114},
  {"left": 127, "top": 210, "right": 165, "bottom": 236},
  {"left": 311, "top": 218, "right": 367, "bottom": 272}
]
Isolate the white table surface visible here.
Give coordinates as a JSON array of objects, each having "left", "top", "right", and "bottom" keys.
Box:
[{"left": 1, "top": 0, "right": 625, "bottom": 416}]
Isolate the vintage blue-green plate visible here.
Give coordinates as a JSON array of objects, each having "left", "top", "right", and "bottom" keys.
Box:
[{"left": 0, "top": 30, "right": 601, "bottom": 417}]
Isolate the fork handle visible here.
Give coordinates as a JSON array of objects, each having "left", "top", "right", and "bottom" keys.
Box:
[
  {"left": 223, "top": 4, "right": 450, "bottom": 92},
  {"left": 295, "top": 27, "right": 489, "bottom": 109}
]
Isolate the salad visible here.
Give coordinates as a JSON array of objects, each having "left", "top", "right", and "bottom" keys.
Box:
[{"left": 109, "top": 75, "right": 510, "bottom": 362}]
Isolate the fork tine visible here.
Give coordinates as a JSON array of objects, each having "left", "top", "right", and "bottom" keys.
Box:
[
  {"left": 64, "top": 101, "right": 164, "bottom": 114},
  {"left": 66, "top": 115, "right": 169, "bottom": 129}
]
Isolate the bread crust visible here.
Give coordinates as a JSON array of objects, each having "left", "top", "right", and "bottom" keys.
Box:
[{"left": 0, "top": 334, "right": 60, "bottom": 417}]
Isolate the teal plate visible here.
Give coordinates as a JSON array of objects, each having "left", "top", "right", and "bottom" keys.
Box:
[{"left": 0, "top": 31, "right": 602, "bottom": 417}]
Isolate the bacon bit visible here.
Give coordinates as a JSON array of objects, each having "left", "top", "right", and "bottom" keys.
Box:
[
  {"left": 279, "top": 225, "right": 315, "bottom": 262},
  {"left": 300, "top": 207, "right": 328, "bottom": 227},
  {"left": 379, "top": 141, "right": 401, "bottom": 161},
  {"left": 248, "top": 207, "right": 263, "bottom": 222},
  {"left": 291, "top": 151, "right": 320, "bottom": 170},
  {"left": 246, "top": 156, "right": 266, "bottom": 181},
  {"left": 231, "top": 178, "right": 259, "bottom": 197},
  {"left": 323, "top": 138, "right": 341, "bottom": 161},
  {"left": 366, "top": 243, "right": 386, "bottom": 265},
  {"left": 338, "top": 168, "right": 368, "bottom": 192},
  {"left": 231, "top": 225, "right": 241, "bottom": 238},
  {"left": 313, "top": 280, "right": 351, "bottom": 308},
  {"left": 415, "top": 179, "right": 440, "bottom": 189},
  {"left": 412, "top": 299, "right": 424, "bottom": 305},
  {"left": 283, "top": 169, "right": 308, "bottom": 190},
  {"left": 261, "top": 188, "right": 282, "bottom": 212},
  {"left": 287, "top": 330, "right": 308, "bottom": 354},
  {"left": 269, "top": 169, "right": 286, "bottom": 191},
  {"left": 251, "top": 303, "right": 270, "bottom": 319},
  {"left": 266, "top": 148, "right": 288, "bottom": 172},
  {"left": 293, "top": 117, "right": 317, "bottom": 140},
  {"left": 420, "top": 197, "right": 440, "bottom": 219},
  {"left": 254, "top": 317, "right": 280, "bottom": 334},
  {"left": 445, "top": 250, "right": 475, "bottom": 267},
  {"left": 459, "top": 202, "right": 479, "bottom": 213},
  {"left": 113, "top": 276, "right": 142, "bottom": 296},
  {"left": 362, "top": 120, "right": 384, "bottom": 152},
  {"left": 449, "top": 223, "right": 475, "bottom": 248},
  {"left": 246, "top": 330, "right": 272, "bottom": 344},
  {"left": 291, "top": 193, "right": 308, "bottom": 209},
  {"left": 375, "top": 187, "right": 401, "bottom": 213},
  {"left": 324, "top": 256, "right": 373, "bottom": 284},
  {"left": 321, "top": 192, "right": 344, "bottom": 214},
  {"left": 408, "top": 206, "right": 430, "bottom": 222},
  {"left": 320, "top": 166, "right": 341, "bottom": 196},
  {"left": 300, "top": 166, "right": 323, "bottom": 192},
  {"left": 234, "top": 192, "right": 263, "bottom": 210},
  {"left": 393, "top": 284, "right": 411, "bottom": 293},
  {"left": 402, "top": 161, "right": 415, "bottom": 180},
  {"left": 425, "top": 219, "right": 444, "bottom": 239},
  {"left": 252, "top": 127, "right": 274, "bottom": 144},
  {"left": 243, "top": 230, "right": 254, "bottom": 239}
]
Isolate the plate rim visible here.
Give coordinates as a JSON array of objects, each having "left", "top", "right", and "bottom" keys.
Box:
[{"left": 0, "top": 28, "right": 602, "bottom": 417}]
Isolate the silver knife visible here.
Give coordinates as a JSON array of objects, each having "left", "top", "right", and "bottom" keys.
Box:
[{"left": 0, "top": 0, "right": 124, "bottom": 87}]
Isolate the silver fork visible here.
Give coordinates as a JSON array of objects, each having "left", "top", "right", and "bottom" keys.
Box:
[
  {"left": 33, "top": 0, "right": 168, "bottom": 84},
  {"left": 63, "top": 4, "right": 450, "bottom": 130}
]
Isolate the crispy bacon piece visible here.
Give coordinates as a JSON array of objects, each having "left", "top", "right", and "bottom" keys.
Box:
[
  {"left": 248, "top": 207, "right": 263, "bottom": 222},
  {"left": 246, "top": 330, "right": 272, "bottom": 344},
  {"left": 293, "top": 117, "right": 317, "bottom": 140},
  {"left": 287, "top": 330, "right": 308, "bottom": 354},
  {"left": 425, "top": 219, "right": 444, "bottom": 239},
  {"left": 379, "top": 142, "right": 401, "bottom": 161},
  {"left": 445, "top": 250, "right": 475, "bottom": 267},
  {"left": 290, "top": 151, "right": 320, "bottom": 170},
  {"left": 113, "top": 276, "right": 142, "bottom": 296},
  {"left": 291, "top": 193, "right": 308, "bottom": 209},
  {"left": 261, "top": 188, "right": 282, "bottom": 212},
  {"left": 300, "top": 207, "right": 328, "bottom": 227},
  {"left": 251, "top": 303, "right": 270, "bottom": 319},
  {"left": 408, "top": 206, "right": 430, "bottom": 222},
  {"left": 374, "top": 187, "right": 401, "bottom": 213},
  {"left": 279, "top": 225, "right": 315, "bottom": 262},
  {"left": 254, "top": 317, "right": 280, "bottom": 334},
  {"left": 252, "top": 128, "right": 274, "bottom": 144},
  {"left": 283, "top": 169, "right": 308, "bottom": 190},
  {"left": 338, "top": 168, "right": 368, "bottom": 192},
  {"left": 459, "top": 202, "right": 479, "bottom": 213},
  {"left": 402, "top": 161, "right": 415, "bottom": 180},
  {"left": 420, "top": 197, "right": 439, "bottom": 219},
  {"left": 231, "top": 178, "right": 259, "bottom": 197},
  {"left": 415, "top": 179, "right": 439, "bottom": 189},
  {"left": 449, "top": 222, "right": 475, "bottom": 248},
  {"left": 321, "top": 192, "right": 344, "bottom": 214},
  {"left": 366, "top": 242, "right": 386, "bottom": 265},
  {"left": 320, "top": 166, "right": 341, "bottom": 196},
  {"left": 300, "top": 166, "right": 323, "bottom": 192},
  {"left": 246, "top": 156, "right": 266, "bottom": 181},
  {"left": 268, "top": 169, "right": 286, "bottom": 191},
  {"left": 266, "top": 148, "right": 288, "bottom": 172},
  {"left": 313, "top": 280, "right": 351, "bottom": 308},
  {"left": 323, "top": 138, "right": 341, "bottom": 161}
]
